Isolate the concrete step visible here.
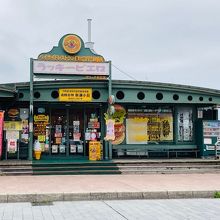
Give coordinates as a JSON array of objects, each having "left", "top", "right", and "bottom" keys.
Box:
[
  {"left": 0, "top": 165, "right": 33, "bottom": 176},
  {"left": 33, "top": 169, "right": 121, "bottom": 175},
  {"left": 120, "top": 169, "right": 220, "bottom": 174},
  {"left": 118, "top": 165, "right": 220, "bottom": 170},
  {"left": 2, "top": 171, "right": 33, "bottom": 176}
]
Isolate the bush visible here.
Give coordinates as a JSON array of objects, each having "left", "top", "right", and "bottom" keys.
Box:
[{"left": 214, "top": 191, "right": 220, "bottom": 198}]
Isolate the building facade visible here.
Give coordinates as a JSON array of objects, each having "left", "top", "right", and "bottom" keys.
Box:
[{"left": 0, "top": 33, "right": 220, "bottom": 161}]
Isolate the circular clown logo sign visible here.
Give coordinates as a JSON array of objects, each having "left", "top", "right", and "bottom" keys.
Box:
[{"left": 62, "top": 34, "right": 81, "bottom": 54}]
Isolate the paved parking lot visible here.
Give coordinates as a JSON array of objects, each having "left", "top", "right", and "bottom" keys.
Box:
[{"left": 1, "top": 199, "right": 220, "bottom": 220}]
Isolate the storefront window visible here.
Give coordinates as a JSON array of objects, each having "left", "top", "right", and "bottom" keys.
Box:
[
  {"left": 126, "top": 108, "right": 173, "bottom": 144},
  {"left": 177, "top": 107, "right": 193, "bottom": 142},
  {"left": 4, "top": 107, "right": 29, "bottom": 158},
  {"left": 33, "top": 106, "right": 102, "bottom": 158}
]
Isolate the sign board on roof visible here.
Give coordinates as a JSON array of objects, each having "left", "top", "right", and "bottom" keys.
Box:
[
  {"left": 33, "top": 60, "right": 109, "bottom": 76},
  {"left": 37, "top": 34, "right": 105, "bottom": 63},
  {"left": 33, "top": 34, "right": 109, "bottom": 77}
]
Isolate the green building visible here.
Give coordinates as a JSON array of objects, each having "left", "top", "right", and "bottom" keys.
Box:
[{"left": 0, "top": 34, "right": 220, "bottom": 161}]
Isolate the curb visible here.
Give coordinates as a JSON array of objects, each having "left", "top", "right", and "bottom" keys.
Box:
[{"left": 0, "top": 190, "right": 217, "bottom": 203}]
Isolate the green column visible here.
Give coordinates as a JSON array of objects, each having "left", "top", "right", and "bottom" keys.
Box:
[{"left": 28, "top": 58, "right": 34, "bottom": 160}]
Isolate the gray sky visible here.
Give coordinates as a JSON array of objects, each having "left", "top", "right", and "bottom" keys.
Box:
[{"left": 1, "top": 0, "right": 220, "bottom": 89}]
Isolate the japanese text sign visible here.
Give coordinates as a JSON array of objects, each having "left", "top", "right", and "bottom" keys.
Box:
[
  {"left": 33, "top": 60, "right": 109, "bottom": 76},
  {"left": 59, "top": 88, "right": 92, "bottom": 102}
]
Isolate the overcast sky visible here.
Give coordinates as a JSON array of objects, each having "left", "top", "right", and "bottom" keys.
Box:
[{"left": 0, "top": 0, "right": 220, "bottom": 89}]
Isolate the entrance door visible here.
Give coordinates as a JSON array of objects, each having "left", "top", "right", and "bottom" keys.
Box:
[
  {"left": 50, "top": 109, "right": 68, "bottom": 155},
  {"left": 49, "top": 105, "right": 102, "bottom": 157},
  {"left": 69, "top": 108, "right": 84, "bottom": 156}
]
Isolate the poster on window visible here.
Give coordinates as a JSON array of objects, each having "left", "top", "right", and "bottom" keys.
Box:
[
  {"left": 160, "top": 114, "right": 173, "bottom": 141},
  {"left": 177, "top": 107, "right": 193, "bottom": 141},
  {"left": 126, "top": 117, "right": 148, "bottom": 144},
  {"left": 6, "top": 130, "right": 20, "bottom": 140},
  {"left": 52, "top": 145, "right": 58, "bottom": 153},
  {"left": 0, "top": 111, "right": 4, "bottom": 158},
  {"left": 20, "top": 108, "right": 29, "bottom": 120},
  {"left": 7, "top": 139, "right": 17, "bottom": 153},
  {"left": 105, "top": 119, "right": 115, "bottom": 141},
  {"left": 70, "top": 144, "right": 77, "bottom": 153},
  {"left": 126, "top": 111, "right": 173, "bottom": 144},
  {"left": 73, "top": 121, "right": 80, "bottom": 133}
]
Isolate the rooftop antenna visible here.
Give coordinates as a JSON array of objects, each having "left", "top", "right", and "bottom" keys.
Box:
[{"left": 85, "top": 19, "right": 95, "bottom": 50}]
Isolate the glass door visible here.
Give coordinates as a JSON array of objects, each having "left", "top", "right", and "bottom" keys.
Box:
[
  {"left": 50, "top": 109, "right": 67, "bottom": 156},
  {"left": 69, "top": 108, "right": 84, "bottom": 156},
  {"left": 85, "top": 107, "right": 101, "bottom": 156},
  {"left": 49, "top": 105, "right": 101, "bottom": 158}
]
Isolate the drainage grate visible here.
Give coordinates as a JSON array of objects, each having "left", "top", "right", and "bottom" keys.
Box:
[{"left": 31, "top": 201, "right": 54, "bottom": 206}]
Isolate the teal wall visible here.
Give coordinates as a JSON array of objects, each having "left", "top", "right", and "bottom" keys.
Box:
[{"left": 15, "top": 80, "right": 220, "bottom": 105}]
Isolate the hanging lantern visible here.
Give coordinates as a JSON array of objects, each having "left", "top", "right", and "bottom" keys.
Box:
[{"left": 108, "top": 95, "right": 115, "bottom": 105}]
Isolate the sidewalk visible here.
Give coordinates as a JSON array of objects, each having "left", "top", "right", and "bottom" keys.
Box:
[{"left": 0, "top": 173, "right": 220, "bottom": 203}]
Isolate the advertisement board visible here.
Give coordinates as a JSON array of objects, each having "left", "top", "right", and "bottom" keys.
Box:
[
  {"left": 89, "top": 141, "right": 101, "bottom": 160},
  {"left": 126, "top": 112, "right": 173, "bottom": 144}
]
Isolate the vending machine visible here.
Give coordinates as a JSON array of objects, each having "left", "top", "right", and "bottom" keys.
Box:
[{"left": 197, "top": 120, "right": 220, "bottom": 157}]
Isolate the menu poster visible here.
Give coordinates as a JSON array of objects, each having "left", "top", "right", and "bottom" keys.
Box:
[
  {"left": 52, "top": 145, "right": 58, "bottom": 153},
  {"left": 40, "top": 143, "right": 45, "bottom": 152},
  {"left": 70, "top": 144, "right": 77, "bottom": 153},
  {"left": 4, "top": 121, "right": 22, "bottom": 131},
  {"left": 38, "top": 135, "right": 46, "bottom": 142},
  {"left": 73, "top": 133, "right": 81, "bottom": 141},
  {"left": 6, "top": 130, "right": 20, "bottom": 140},
  {"left": 59, "top": 145, "right": 65, "bottom": 153},
  {"left": 105, "top": 119, "right": 115, "bottom": 141},
  {"left": 7, "top": 108, "right": 19, "bottom": 121},
  {"left": 33, "top": 115, "right": 49, "bottom": 138},
  {"left": 55, "top": 133, "right": 62, "bottom": 138},
  {"left": 7, "top": 139, "right": 17, "bottom": 153},
  {"left": 73, "top": 121, "right": 80, "bottom": 133},
  {"left": 77, "top": 145, "right": 84, "bottom": 153},
  {"left": 85, "top": 132, "right": 91, "bottom": 141},
  {"left": 0, "top": 111, "right": 4, "bottom": 158},
  {"left": 88, "top": 121, "right": 100, "bottom": 129},
  {"left": 177, "top": 108, "right": 193, "bottom": 142},
  {"left": 55, "top": 137, "right": 62, "bottom": 144},
  {"left": 89, "top": 141, "right": 101, "bottom": 160},
  {"left": 90, "top": 132, "right": 97, "bottom": 141},
  {"left": 21, "top": 120, "right": 29, "bottom": 143}
]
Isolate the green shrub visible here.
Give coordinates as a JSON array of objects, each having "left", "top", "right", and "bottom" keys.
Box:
[{"left": 214, "top": 191, "right": 220, "bottom": 198}]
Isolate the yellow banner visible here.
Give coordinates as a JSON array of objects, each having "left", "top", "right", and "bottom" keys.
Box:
[
  {"left": 34, "top": 115, "right": 49, "bottom": 122},
  {"left": 126, "top": 118, "right": 148, "bottom": 144},
  {"left": 4, "top": 121, "right": 22, "bottom": 131},
  {"left": 59, "top": 88, "right": 92, "bottom": 102}
]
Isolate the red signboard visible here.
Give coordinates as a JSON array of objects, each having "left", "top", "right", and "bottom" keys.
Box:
[{"left": 0, "top": 111, "right": 4, "bottom": 159}]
